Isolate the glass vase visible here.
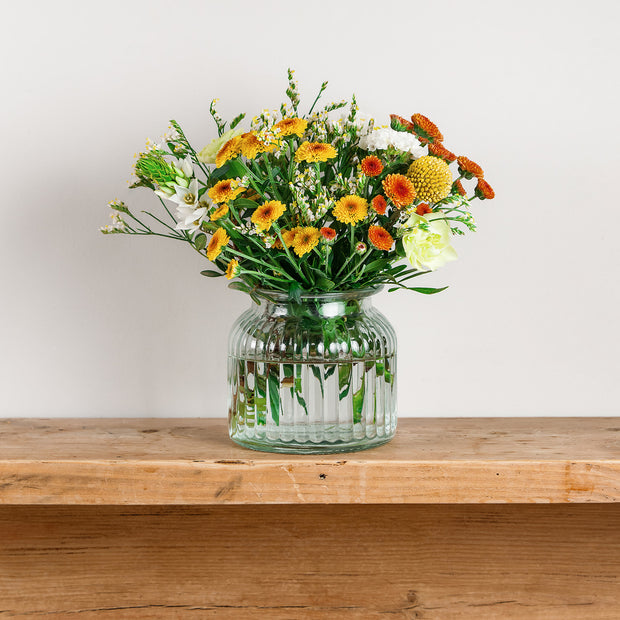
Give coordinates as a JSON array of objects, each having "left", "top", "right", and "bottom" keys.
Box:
[{"left": 227, "top": 287, "right": 397, "bottom": 454}]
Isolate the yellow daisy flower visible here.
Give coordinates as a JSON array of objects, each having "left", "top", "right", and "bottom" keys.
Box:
[
  {"left": 210, "top": 204, "right": 229, "bottom": 221},
  {"left": 208, "top": 179, "right": 245, "bottom": 204},
  {"left": 292, "top": 227, "right": 321, "bottom": 257},
  {"left": 294, "top": 141, "right": 337, "bottom": 163},
  {"left": 251, "top": 201, "right": 287, "bottom": 232},
  {"left": 225, "top": 259, "right": 240, "bottom": 280},
  {"left": 240, "top": 131, "right": 278, "bottom": 160},
  {"left": 274, "top": 117, "right": 308, "bottom": 138},
  {"left": 215, "top": 136, "right": 243, "bottom": 168},
  {"left": 281, "top": 227, "right": 302, "bottom": 248},
  {"left": 206, "top": 227, "right": 230, "bottom": 261},
  {"left": 332, "top": 195, "right": 368, "bottom": 225}
]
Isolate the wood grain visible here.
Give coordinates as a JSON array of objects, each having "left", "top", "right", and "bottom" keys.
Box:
[
  {"left": 1, "top": 417, "right": 619, "bottom": 505},
  {"left": 0, "top": 418, "right": 619, "bottom": 504},
  {"left": 1, "top": 504, "right": 619, "bottom": 619}
]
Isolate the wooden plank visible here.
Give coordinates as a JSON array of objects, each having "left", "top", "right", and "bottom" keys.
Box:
[
  {"left": 0, "top": 505, "right": 619, "bottom": 618},
  {"left": 0, "top": 418, "right": 619, "bottom": 505}
]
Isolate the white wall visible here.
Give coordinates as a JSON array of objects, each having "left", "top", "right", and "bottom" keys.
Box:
[{"left": 1, "top": 0, "right": 618, "bottom": 418}]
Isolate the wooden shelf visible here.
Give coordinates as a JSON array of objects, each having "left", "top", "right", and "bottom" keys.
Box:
[{"left": 1, "top": 417, "right": 618, "bottom": 505}]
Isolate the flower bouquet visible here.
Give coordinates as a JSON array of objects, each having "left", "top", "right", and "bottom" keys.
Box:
[{"left": 103, "top": 70, "right": 495, "bottom": 453}]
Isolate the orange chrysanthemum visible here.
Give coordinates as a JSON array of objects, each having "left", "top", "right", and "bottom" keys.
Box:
[
  {"left": 332, "top": 195, "right": 368, "bottom": 225},
  {"left": 292, "top": 227, "right": 321, "bottom": 257},
  {"left": 411, "top": 113, "right": 444, "bottom": 144},
  {"left": 415, "top": 203, "right": 433, "bottom": 216},
  {"left": 428, "top": 142, "right": 457, "bottom": 163},
  {"left": 457, "top": 156, "right": 484, "bottom": 179},
  {"left": 320, "top": 226, "right": 337, "bottom": 241},
  {"left": 475, "top": 178, "right": 495, "bottom": 200},
  {"left": 407, "top": 156, "right": 452, "bottom": 203},
  {"left": 225, "top": 259, "right": 240, "bottom": 280},
  {"left": 295, "top": 141, "right": 337, "bottom": 163},
  {"left": 208, "top": 179, "right": 245, "bottom": 204},
  {"left": 240, "top": 131, "right": 277, "bottom": 160},
  {"left": 274, "top": 117, "right": 308, "bottom": 138},
  {"left": 453, "top": 179, "right": 466, "bottom": 196},
  {"left": 206, "top": 227, "right": 230, "bottom": 261},
  {"left": 210, "top": 204, "right": 229, "bottom": 221},
  {"left": 251, "top": 200, "right": 287, "bottom": 232},
  {"left": 361, "top": 155, "right": 383, "bottom": 177},
  {"left": 371, "top": 195, "right": 387, "bottom": 215},
  {"left": 390, "top": 114, "right": 416, "bottom": 133},
  {"left": 382, "top": 174, "right": 416, "bottom": 208},
  {"left": 215, "top": 136, "right": 243, "bottom": 168},
  {"left": 368, "top": 225, "right": 394, "bottom": 251}
]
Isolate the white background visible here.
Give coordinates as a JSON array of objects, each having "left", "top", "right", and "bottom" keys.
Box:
[{"left": 1, "top": 0, "right": 618, "bottom": 418}]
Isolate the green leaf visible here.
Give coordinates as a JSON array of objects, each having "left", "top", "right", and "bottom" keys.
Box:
[
  {"left": 228, "top": 282, "right": 251, "bottom": 293},
  {"left": 310, "top": 365, "right": 324, "bottom": 397},
  {"left": 338, "top": 363, "right": 352, "bottom": 400},
  {"left": 268, "top": 364, "right": 280, "bottom": 425},
  {"left": 288, "top": 281, "right": 302, "bottom": 303},
  {"left": 409, "top": 286, "right": 449, "bottom": 294},
  {"left": 200, "top": 269, "right": 223, "bottom": 277},
  {"left": 318, "top": 278, "right": 336, "bottom": 291},
  {"left": 209, "top": 159, "right": 247, "bottom": 182},
  {"left": 388, "top": 285, "right": 448, "bottom": 294},
  {"left": 234, "top": 198, "right": 260, "bottom": 210},
  {"left": 352, "top": 375, "right": 365, "bottom": 424},
  {"left": 194, "top": 234, "right": 207, "bottom": 251}
]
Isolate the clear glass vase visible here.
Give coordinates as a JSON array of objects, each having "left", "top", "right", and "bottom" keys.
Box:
[{"left": 227, "top": 287, "right": 397, "bottom": 454}]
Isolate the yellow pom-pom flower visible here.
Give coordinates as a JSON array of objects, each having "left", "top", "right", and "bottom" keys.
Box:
[
  {"left": 208, "top": 179, "right": 245, "bottom": 204},
  {"left": 295, "top": 141, "right": 337, "bottom": 163},
  {"left": 274, "top": 118, "right": 308, "bottom": 138},
  {"left": 225, "top": 259, "right": 240, "bottom": 280},
  {"left": 291, "top": 227, "right": 321, "bottom": 257},
  {"left": 406, "top": 156, "right": 452, "bottom": 203},
  {"left": 206, "top": 227, "right": 230, "bottom": 261},
  {"left": 332, "top": 195, "right": 368, "bottom": 225},
  {"left": 251, "top": 201, "right": 287, "bottom": 232}
]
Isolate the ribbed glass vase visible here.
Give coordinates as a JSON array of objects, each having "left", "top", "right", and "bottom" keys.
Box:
[{"left": 227, "top": 287, "right": 397, "bottom": 453}]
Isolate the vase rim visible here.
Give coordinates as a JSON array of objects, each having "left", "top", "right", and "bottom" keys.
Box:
[{"left": 255, "top": 285, "right": 383, "bottom": 302}]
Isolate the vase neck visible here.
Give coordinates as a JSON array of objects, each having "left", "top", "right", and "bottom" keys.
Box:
[{"left": 253, "top": 288, "right": 379, "bottom": 319}]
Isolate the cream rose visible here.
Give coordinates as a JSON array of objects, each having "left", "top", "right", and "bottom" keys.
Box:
[
  {"left": 197, "top": 127, "right": 244, "bottom": 164},
  {"left": 402, "top": 212, "right": 458, "bottom": 271}
]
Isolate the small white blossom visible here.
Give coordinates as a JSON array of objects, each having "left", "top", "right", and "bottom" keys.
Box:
[{"left": 359, "top": 127, "right": 426, "bottom": 158}]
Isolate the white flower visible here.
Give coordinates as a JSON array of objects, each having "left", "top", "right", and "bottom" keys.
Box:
[
  {"left": 402, "top": 212, "right": 458, "bottom": 271},
  {"left": 197, "top": 127, "right": 244, "bottom": 164},
  {"left": 359, "top": 127, "right": 426, "bottom": 158},
  {"left": 174, "top": 202, "right": 209, "bottom": 236},
  {"left": 167, "top": 178, "right": 200, "bottom": 209},
  {"left": 100, "top": 212, "right": 127, "bottom": 234}
]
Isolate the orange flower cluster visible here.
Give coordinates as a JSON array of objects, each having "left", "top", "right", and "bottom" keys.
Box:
[
  {"left": 382, "top": 174, "right": 416, "bottom": 208},
  {"left": 457, "top": 156, "right": 484, "bottom": 179},
  {"left": 368, "top": 226, "right": 393, "bottom": 251},
  {"left": 411, "top": 113, "right": 444, "bottom": 144},
  {"left": 428, "top": 142, "right": 456, "bottom": 163},
  {"left": 320, "top": 227, "right": 336, "bottom": 241},
  {"left": 361, "top": 155, "right": 383, "bottom": 177},
  {"left": 371, "top": 195, "right": 387, "bottom": 215}
]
